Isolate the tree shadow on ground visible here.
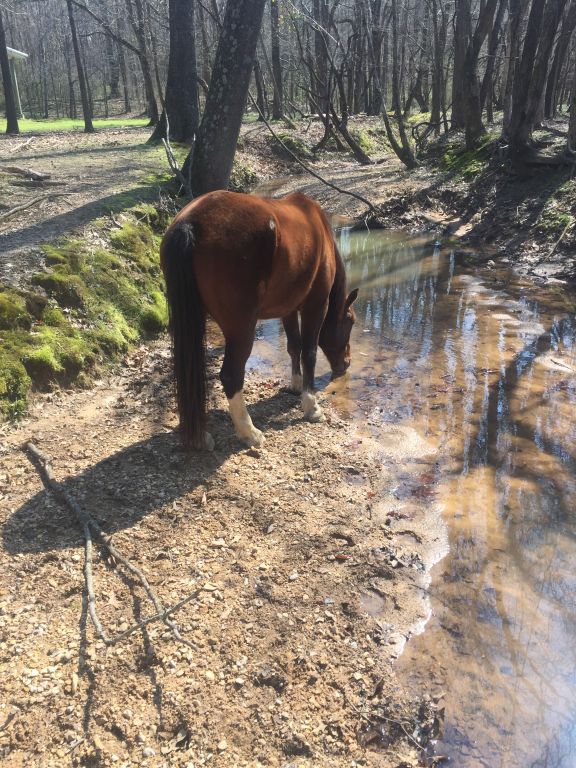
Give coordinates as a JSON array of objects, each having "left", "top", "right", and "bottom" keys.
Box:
[
  {"left": 3, "top": 388, "right": 299, "bottom": 556},
  {"left": 0, "top": 182, "right": 164, "bottom": 268}
]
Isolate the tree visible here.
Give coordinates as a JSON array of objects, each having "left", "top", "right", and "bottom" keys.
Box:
[
  {"left": 0, "top": 8, "right": 19, "bottom": 134},
  {"left": 507, "top": 0, "right": 569, "bottom": 154},
  {"left": 186, "top": 0, "right": 267, "bottom": 196},
  {"left": 461, "top": 0, "right": 501, "bottom": 148},
  {"left": 149, "top": 0, "right": 200, "bottom": 144},
  {"left": 270, "top": 0, "right": 284, "bottom": 119},
  {"left": 66, "top": 0, "right": 94, "bottom": 133}
]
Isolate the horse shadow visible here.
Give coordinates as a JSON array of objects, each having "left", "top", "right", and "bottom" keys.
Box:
[{"left": 3, "top": 388, "right": 299, "bottom": 556}]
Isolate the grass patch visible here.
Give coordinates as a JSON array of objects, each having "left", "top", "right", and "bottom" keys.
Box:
[
  {"left": 440, "top": 134, "right": 495, "bottom": 179},
  {"left": 1, "top": 117, "right": 148, "bottom": 134},
  {"left": 270, "top": 132, "right": 314, "bottom": 160},
  {"left": 0, "top": 209, "right": 168, "bottom": 421},
  {"left": 537, "top": 200, "right": 574, "bottom": 235},
  {"left": 229, "top": 161, "right": 258, "bottom": 192}
]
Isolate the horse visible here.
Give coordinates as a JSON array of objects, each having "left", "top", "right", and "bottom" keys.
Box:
[{"left": 160, "top": 190, "right": 358, "bottom": 450}]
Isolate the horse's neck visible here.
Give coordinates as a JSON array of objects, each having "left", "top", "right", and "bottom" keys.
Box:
[{"left": 324, "top": 249, "right": 347, "bottom": 327}]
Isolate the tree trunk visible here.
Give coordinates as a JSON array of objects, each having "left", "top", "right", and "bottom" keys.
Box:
[
  {"left": 463, "top": 0, "right": 500, "bottom": 148},
  {"left": 0, "top": 9, "right": 19, "bottom": 134},
  {"left": 66, "top": 0, "right": 94, "bottom": 132},
  {"left": 451, "top": 0, "right": 472, "bottom": 129},
  {"left": 508, "top": 0, "right": 568, "bottom": 155},
  {"left": 271, "top": 0, "right": 283, "bottom": 119},
  {"left": 544, "top": 2, "right": 576, "bottom": 118},
  {"left": 125, "top": 0, "right": 159, "bottom": 124},
  {"left": 149, "top": 0, "right": 200, "bottom": 144},
  {"left": 567, "top": 59, "right": 576, "bottom": 153},
  {"left": 502, "top": 0, "right": 523, "bottom": 135},
  {"left": 186, "top": 0, "right": 268, "bottom": 196}
]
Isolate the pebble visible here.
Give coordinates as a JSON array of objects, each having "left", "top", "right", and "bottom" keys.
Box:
[
  {"left": 205, "top": 670, "right": 216, "bottom": 682},
  {"left": 142, "top": 747, "right": 156, "bottom": 758},
  {"left": 217, "top": 739, "right": 228, "bottom": 752}
]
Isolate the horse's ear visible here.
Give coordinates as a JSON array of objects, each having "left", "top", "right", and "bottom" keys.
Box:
[{"left": 345, "top": 288, "right": 359, "bottom": 311}]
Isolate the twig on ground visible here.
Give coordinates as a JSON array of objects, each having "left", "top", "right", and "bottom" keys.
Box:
[
  {"left": 24, "top": 442, "right": 198, "bottom": 648},
  {"left": 0, "top": 193, "right": 71, "bottom": 223},
  {"left": 11, "top": 137, "right": 34, "bottom": 152},
  {"left": 247, "top": 92, "right": 380, "bottom": 217},
  {"left": 549, "top": 218, "right": 574, "bottom": 257}
]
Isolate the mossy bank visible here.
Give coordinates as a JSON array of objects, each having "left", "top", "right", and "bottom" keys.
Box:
[{"left": 0, "top": 203, "right": 170, "bottom": 421}]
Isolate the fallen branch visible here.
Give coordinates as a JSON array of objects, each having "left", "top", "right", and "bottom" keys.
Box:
[
  {"left": 0, "top": 165, "right": 50, "bottom": 180},
  {"left": 0, "top": 193, "right": 70, "bottom": 223},
  {"left": 24, "top": 442, "right": 198, "bottom": 648},
  {"left": 10, "top": 180, "right": 68, "bottom": 188},
  {"left": 247, "top": 91, "right": 380, "bottom": 217}
]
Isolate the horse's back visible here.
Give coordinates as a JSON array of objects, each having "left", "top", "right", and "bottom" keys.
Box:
[{"left": 166, "top": 191, "right": 336, "bottom": 327}]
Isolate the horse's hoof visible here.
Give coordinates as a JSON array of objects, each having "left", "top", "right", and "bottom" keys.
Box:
[
  {"left": 239, "top": 428, "right": 265, "bottom": 447},
  {"left": 306, "top": 408, "right": 325, "bottom": 423}
]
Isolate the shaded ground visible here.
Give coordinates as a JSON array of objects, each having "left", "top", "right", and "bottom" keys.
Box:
[
  {"left": 0, "top": 127, "right": 168, "bottom": 287},
  {"left": 0, "top": 339, "right": 443, "bottom": 767}
]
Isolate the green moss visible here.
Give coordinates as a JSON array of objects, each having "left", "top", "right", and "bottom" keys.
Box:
[
  {"left": 33, "top": 271, "right": 88, "bottom": 308},
  {"left": 228, "top": 161, "right": 258, "bottom": 192},
  {"left": 271, "top": 133, "right": 314, "bottom": 161},
  {"left": 0, "top": 205, "right": 169, "bottom": 421},
  {"left": 22, "top": 346, "right": 62, "bottom": 384},
  {"left": 0, "top": 290, "right": 32, "bottom": 330},
  {"left": 537, "top": 203, "right": 573, "bottom": 234},
  {"left": 441, "top": 135, "right": 494, "bottom": 179}
]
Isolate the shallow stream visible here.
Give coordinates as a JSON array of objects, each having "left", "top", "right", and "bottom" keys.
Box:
[{"left": 252, "top": 229, "right": 576, "bottom": 767}]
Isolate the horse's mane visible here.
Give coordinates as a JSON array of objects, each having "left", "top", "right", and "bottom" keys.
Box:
[{"left": 322, "top": 243, "right": 347, "bottom": 333}]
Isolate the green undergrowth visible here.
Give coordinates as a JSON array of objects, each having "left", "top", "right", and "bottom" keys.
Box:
[
  {"left": 270, "top": 132, "right": 315, "bottom": 160},
  {"left": 229, "top": 160, "right": 258, "bottom": 192},
  {"left": 350, "top": 126, "right": 391, "bottom": 155},
  {"left": 440, "top": 134, "right": 496, "bottom": 179},
  {"left": 0, "top": 202, "right": 169, "bottom": 421}
]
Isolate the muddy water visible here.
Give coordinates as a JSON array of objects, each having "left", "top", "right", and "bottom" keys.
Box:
[{"left": 251, "top": 230, "right": 576, "bottom": 767}]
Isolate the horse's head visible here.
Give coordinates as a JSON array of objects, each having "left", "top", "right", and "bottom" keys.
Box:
[{"left": 321, "top": 288, "right": 359, "bottom": 378}]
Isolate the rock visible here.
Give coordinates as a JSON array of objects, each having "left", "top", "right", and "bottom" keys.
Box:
[
  {"left": 142, "top": 747, "right": 156, "bottom": 758},
  {"left": 205, "top": 670, "right": 216, "bottom": 682},
  {"left": 217, "top": 739, "right": 228, "bottom": 752}
]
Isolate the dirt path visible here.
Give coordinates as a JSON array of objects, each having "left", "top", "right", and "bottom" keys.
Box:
[
  {"left": 0, "top": 336, "right": 443, "bottom": 767},
  {"left": 0, "top": 127, "right": 167, "bottom": 287}
]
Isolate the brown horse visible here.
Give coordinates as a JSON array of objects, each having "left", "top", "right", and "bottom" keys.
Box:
[{"left": 160, "top": 190, "right": 358, "bottom": 450}]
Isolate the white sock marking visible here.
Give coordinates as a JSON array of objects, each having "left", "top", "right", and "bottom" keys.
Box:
[
  {"left": 301, "top": 391, "right": 324, "bottom": 422},
  {"left": 228, "top": 391, "right": 265, "bottom": 446}
]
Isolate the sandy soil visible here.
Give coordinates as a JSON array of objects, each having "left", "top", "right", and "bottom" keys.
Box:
[{"left": 0, "top": 338, "right": 444, "bottom": 767}]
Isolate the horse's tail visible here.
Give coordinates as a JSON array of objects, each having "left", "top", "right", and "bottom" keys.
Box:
[{"left": 161, "top": 222, "right": 206, "bottom": 449}]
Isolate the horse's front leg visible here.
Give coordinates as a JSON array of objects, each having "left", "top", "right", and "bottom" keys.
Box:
[
  {"left": 220, "top": 329, "right": 264, "bottom": 447},
  {"left": 282, "top": 312, "right": 302, "bottom": 393},
  {"left": 300, "top": 307, "right": 327, "bottom": 423}
]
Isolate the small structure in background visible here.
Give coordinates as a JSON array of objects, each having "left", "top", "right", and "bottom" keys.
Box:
[{"left": 7, "top": 46, "right": 27, "bottom": 119}]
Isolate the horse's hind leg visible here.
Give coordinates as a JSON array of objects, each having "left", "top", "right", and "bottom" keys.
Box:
[
  {"left": 220, "top": 329, "right": 264, "bottom": 447},
  {"left": 282, "top": 312, "right": 302, "bottom": 393}
]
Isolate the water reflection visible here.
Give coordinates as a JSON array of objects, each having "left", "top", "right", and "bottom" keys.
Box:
[{"left": 253, "top": 229, "right": 576, "bottom": 767}]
